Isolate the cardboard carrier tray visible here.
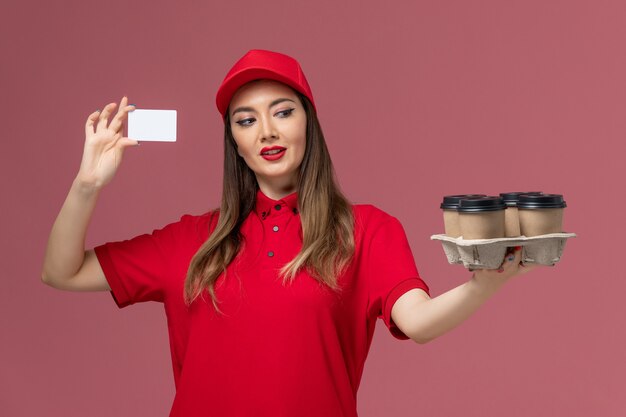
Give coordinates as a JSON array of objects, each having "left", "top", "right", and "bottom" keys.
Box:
[{"left": 430, "top": 232, "right": 577, "bottom": 270}]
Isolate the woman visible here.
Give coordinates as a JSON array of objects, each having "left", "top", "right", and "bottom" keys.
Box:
[{"left": 42, "top": 49, "right": 535, "bottom": 417}]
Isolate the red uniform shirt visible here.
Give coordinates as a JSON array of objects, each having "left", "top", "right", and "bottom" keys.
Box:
[{"left": 94, "top": 190, "right": 430, "bottom": 417}]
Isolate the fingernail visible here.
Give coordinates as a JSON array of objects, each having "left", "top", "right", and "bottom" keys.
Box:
[
  {"left": 520, "top": 263, "right": 526, "bottom": 268},
  {"left": 129, "top": 104, "right": 136, "bottom": 107},
  {"left": 95, "top": 109, "right": 100, "bottom": 112},
  {"left": 136, "top": 141, "right": 141, "bottom": 146},
  {"left": 498, "top": 269, "right": 504, "bottom": 273},
  {"left": 508, "top": 256, "right": 515, "bottom": 261}
]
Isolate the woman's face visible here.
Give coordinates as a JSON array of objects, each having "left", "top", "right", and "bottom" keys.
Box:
[{"left": 228, "top": 79, "right": 307, "bottom": 197}]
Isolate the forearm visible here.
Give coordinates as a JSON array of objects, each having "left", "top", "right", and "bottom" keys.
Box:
[
  {"left": 412, "top": 274, "right": 504, "bottom": 343},
  {"left": 41, "top": 177, "right": 101, "bottom": 282}
]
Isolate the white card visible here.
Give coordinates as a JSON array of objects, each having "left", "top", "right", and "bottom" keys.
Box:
[{"left": 128, "top": 109, "right": 177, "bottom": 142}]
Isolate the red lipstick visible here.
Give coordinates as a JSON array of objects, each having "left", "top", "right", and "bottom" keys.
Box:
[{"left": 260, "top": 146, "right": 287, "bottom": 161}]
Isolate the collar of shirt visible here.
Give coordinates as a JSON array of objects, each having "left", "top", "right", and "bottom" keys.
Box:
[{"left": 254, "top": 189, "right": 299, "bottom": 220}]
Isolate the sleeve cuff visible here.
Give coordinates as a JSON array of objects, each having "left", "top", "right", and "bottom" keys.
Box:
[
  {"left": 383, "top": 277, "right": 430, "bottom": 340},
  {"left": 93, "top": 244, "right": 132, "bottom": 309}
]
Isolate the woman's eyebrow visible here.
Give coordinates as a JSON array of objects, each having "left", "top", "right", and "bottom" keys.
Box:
[{"left": 231, "top": 98, "right": 296, "bottom": 116}]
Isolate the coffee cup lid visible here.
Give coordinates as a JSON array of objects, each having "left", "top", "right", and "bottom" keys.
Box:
[
  {"left": 440, "top": 194, "right": 487, "bottom": 210},
  {"left": 499, "top": 191, "right": 544, "bottom": 206},
  {"left": 517, "top": 193, "right": 567, "bottom": 209},
  {"left": 457, "top": 196, "right": 507, "bottom": 212}
]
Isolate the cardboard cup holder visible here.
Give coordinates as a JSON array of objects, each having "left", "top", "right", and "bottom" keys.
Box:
[{"left": 430, "top": 232, "right": 577, "bottom": 270}]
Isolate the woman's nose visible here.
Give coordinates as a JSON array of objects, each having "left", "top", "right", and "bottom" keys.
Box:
[{"left": 259, "top": 117, "right": 279, "bottom": 141}]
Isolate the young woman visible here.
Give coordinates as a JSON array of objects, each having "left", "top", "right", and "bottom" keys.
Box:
[{"left": 42, "top": 49, "right": 536, "bottom": 417}]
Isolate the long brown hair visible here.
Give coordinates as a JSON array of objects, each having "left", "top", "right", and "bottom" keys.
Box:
[{"left": 183, "top": 88, "right": 355, "bottom": 313}]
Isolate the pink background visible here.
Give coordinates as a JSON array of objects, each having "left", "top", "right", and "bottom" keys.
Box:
[{"left": 1, "top": 0, "right": 624, "bottom": 416}]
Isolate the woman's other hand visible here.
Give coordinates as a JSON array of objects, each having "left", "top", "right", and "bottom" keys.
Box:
[{"left": 77, "top": 96, "right": 138, "bottom": 188}]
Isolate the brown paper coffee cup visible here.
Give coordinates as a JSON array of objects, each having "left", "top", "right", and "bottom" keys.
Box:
[
  {"left": 440, "top": 194, "right": 486, "bottom": 238},
  {"left": 457, "top": 197, "right": 506, "bottom": 239},
  {"left": 517, "top": 194, "right": 566, "bottom": 237},
  {"left": 459, "top": 210, "right": 505, "bottom": 239},
  {"left": 504, "top": 207, "right": 521, "bottom": 237},
  {"left": 518, "top": 208, "right": 564, "bottom": 236},
  {"left": 443, "top": 209, "right": 461, "bottom": 238},
  {"left": 499, "top": 192, "right": 543, "bottom": 237}
]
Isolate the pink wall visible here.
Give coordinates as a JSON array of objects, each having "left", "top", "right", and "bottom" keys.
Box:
[{"left": 2, "top": 0, "right": 624, "bottom": 416}]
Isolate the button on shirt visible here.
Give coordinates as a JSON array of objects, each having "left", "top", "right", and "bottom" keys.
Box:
[
  {"left": 94, "top": 189, "right": 430, "bottom": 417},
  {"left": 257, "top": 193, "right": 301, "bottom": 266}
]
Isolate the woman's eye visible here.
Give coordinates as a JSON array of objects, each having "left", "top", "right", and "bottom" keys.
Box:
[
  {"left": 236, "top": 118, "right": 254, "bottom": 127},
  {"left": 277, "top": 108, "right": 295, "bottom": 117}
]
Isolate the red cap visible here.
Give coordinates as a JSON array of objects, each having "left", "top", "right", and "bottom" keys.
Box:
[{"left": 215, "top": 49, "right": 317, "bottom": 119}]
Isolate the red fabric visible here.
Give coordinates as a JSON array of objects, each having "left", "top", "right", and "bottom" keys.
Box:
[{"left": 93, "top": 190, "right": 430, "bottom": 417}]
